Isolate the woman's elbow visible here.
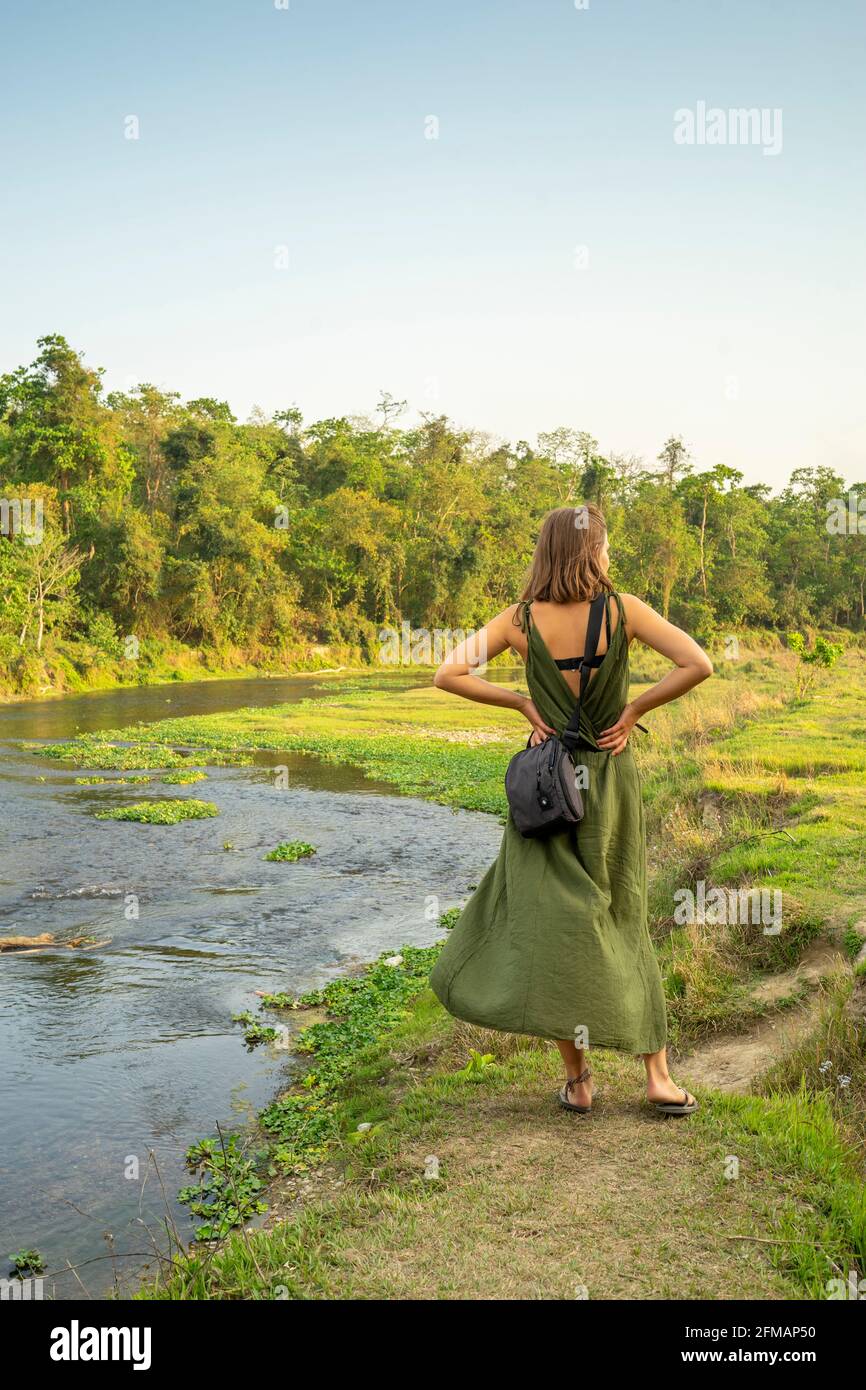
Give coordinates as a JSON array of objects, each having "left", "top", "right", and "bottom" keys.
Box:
[
  {"left": 433, "top": 664, "right": 452, "bottom": 690},
  {"left": 696, "top": 654, "right": 714, "bottom": 680}
]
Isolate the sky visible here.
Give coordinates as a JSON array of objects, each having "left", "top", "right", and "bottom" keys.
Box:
[{"left": 1, "top": 0, "right": 864, "bottom": 487}]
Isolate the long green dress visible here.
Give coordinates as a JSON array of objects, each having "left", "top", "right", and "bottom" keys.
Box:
[{"left": 430, "top": 592, "right": 668, "bottom": 1054}]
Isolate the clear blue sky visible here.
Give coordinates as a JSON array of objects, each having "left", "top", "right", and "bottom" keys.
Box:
[{"left": 1, "top": 0, "right": 864, "bottom": 485}]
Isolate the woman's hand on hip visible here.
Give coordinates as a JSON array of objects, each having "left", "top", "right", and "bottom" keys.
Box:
[
  {"left": 597, "top": 704, "right": 637, "bottom": 755},
  {"left": 521, "top": 698, "right": 557, "bottom": 747}
]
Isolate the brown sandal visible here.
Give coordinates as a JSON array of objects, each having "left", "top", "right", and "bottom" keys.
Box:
[
  {"left": 557, "top": 1066, "right": 594, "bottom": 1114},
  {"left": 650, "top": 1086, "right": 698, "bottom": 1116}
]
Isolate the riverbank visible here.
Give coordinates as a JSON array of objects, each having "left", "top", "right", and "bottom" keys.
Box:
[
  {"left": 31, "top": 653, "right": 866, "bottom": 1299},
  {"left": 0, "top": 633, "right": 361, "bottom": 704}
]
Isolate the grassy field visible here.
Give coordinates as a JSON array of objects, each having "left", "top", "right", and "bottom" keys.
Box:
[{"left": 35, "top": 645, "right": 866, "bottom": 1299}]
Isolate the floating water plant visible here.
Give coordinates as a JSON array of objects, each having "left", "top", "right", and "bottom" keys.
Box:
[
  {"left": 9, "top": 1249, "right": 45, "bottom": 1278},
  {"left": 265, "top": 841, "right": 316, "bottom": 862},
  {"left": 75, "top": 774, "right": 152, "bottom": 785},
  {"left": 178, "top": 1134, "right": 268, "bottom": 1242},
  {"left": 232, "top": 1011, "right": 280, "bottom": 1048},
  {"left": 31, "top": 737, "right": 253, "bottom": 771},
  {"left": 95, "top": 799, "right": 218, "bottom": 824}
]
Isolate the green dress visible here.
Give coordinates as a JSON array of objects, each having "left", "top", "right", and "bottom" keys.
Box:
[{"left": 430, "top": 592, "right": 668, "bottom": 1054}]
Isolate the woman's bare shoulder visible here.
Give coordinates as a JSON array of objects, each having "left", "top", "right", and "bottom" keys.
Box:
[
  {"left": 493, "top": 602, "right": 528, "bottom": 651},
  {"left": 616, "top": 592, "right": 651, "bottom": 625}
]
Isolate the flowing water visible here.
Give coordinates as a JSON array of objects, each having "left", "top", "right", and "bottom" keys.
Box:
[{"left": 0, "top": 674, "right": 504, "bottom": 1297}]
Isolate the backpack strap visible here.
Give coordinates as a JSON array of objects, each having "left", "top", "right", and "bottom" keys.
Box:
[{"left": 561, "top": 592, "right": 606, "bottom": 750}]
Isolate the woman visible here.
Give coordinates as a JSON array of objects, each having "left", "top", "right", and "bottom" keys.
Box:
[{"left": 429, "top": 504, "right": 713, "bottom": 1116}]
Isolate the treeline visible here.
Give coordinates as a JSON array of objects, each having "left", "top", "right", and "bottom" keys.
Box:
[{"left": 0, "top": 335, "right": 864, "bottom": 692}]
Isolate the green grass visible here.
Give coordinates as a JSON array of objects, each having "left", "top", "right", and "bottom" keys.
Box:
[{"left": 695, "top": 1085, "right": 866, "bottom": 1296}]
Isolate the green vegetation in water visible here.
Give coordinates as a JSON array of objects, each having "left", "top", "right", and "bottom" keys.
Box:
[
  {"left": 94, "top": 799, "right": 218, "bottom": 824},
  {"left": 178, "top": 1135, "right": 268, "bottom": 1243},
  {"left": 259, "top": 943, "right": 442, "bottom": 1172},
  {"left": 155, "top": 941, "right": 447, "bottom": 1257},
  {"left": 264, "top": 840, "right": 316, "bottom": 862},
  {"left": 30, "top": 737, "right": 252, "bottom": 770},
  {"left": 232, "top": 1012, "right": 280, "bottom": 1049},
  {"left": 34, "top": 739, "right": 193, "bottom": 770},
  {"left": 160, "top": 769, "right": 208, "bottom": 785},
  {"left": 438, "top": 906, "right": 462, "bottom": 931},
  {"left": 8, "top": 1249, "right": 45, "bottom": 1278},
  {"left": 74, "top": 774, "right": 152, "bottom": 785}
]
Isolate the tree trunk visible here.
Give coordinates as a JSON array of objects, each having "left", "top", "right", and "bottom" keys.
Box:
[{"left": 699, "top": 490, "right": 708, "bottom": 597}]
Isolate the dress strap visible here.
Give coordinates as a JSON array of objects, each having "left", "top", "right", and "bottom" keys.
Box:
[{"left": 516, "top": 600, "right": 532, "bottom": 635}]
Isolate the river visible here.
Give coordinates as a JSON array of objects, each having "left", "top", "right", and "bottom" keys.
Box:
[{"left": 0, "top": 674, "right": 504, "bottom": 1298}]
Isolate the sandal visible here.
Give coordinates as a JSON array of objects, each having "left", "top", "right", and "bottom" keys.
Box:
[
  {"left": 558, "top": 1066, "right": 594, "bottom": 1114},
  {"left": 650, "top": 1085, "right": 698, "bottom": 1116}
]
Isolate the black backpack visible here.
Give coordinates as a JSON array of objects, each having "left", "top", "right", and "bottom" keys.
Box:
[{"left": 504, "top": 593, "right": 606, "bottom": 838}]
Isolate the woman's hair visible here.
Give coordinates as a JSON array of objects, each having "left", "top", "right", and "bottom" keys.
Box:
[{"left": 520, "top": 504, "right": 612, "bottom": 605}]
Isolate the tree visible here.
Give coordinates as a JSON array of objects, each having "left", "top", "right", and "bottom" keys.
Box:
[
  {"left": 0, "top": 335, "right": 132, "bottom": 530},
  {"left": 14, "top": 528, "right": 81, "bottom": 650},
  {"left": 656, "top": 435, "right": 692, "bottom": 490}
]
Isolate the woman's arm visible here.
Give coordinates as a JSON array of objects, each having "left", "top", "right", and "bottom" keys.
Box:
[
  {"left": 433, "top": 605, "right": 556, "bottom": 744},
  {"left": 597, "top": 594, "right": 713, "bottom": 754}
]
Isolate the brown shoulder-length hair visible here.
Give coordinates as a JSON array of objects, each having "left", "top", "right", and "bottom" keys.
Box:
[{"left": 520, "top": 504, "right": 612, "bottom": 605}]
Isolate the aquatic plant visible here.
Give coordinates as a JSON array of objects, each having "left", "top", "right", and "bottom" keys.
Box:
[
  {"left": 178, "top": 1133, "right": 268, "bottom": 1242},
  {"left": 438, "top": 906, "right": 462, "bottom": 931},
  {"left": 35, "top": 739, "right": 192, "bottom": 770},
  {"left": 9, "top": 1248, "right": 45, "bottom": 1278},
  {"left": 31, "top": 736, "right": 253, "bottom": 770},
  {"left": 259, "top": 943, "right": 442, "bottom": 1171},
  {"left": 94, "top": 799, "right": 218, "bottom": 824},
  {"left": 232, "top": 1011, "right": 280, "bottom": 1048},
  {"left": 264, "top": 841, "right": 316, "bottom": 862}
]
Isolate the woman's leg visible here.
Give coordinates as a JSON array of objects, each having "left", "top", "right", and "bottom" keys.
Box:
[
  {"left": 555, "top": 1039, "right": 592, "bottom": 1107},
  {"left": 643, "top": 1047, "right": 695, "bottom": 1106}
]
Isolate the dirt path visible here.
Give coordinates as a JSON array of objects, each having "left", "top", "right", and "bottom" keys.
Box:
[{"left": 678, "top": 941, "right": 848, "bottom": 1094}]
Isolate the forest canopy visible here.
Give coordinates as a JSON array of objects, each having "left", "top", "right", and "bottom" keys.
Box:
[{"left": 1, "top": 335, "right": 864, "bottom": 692}]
